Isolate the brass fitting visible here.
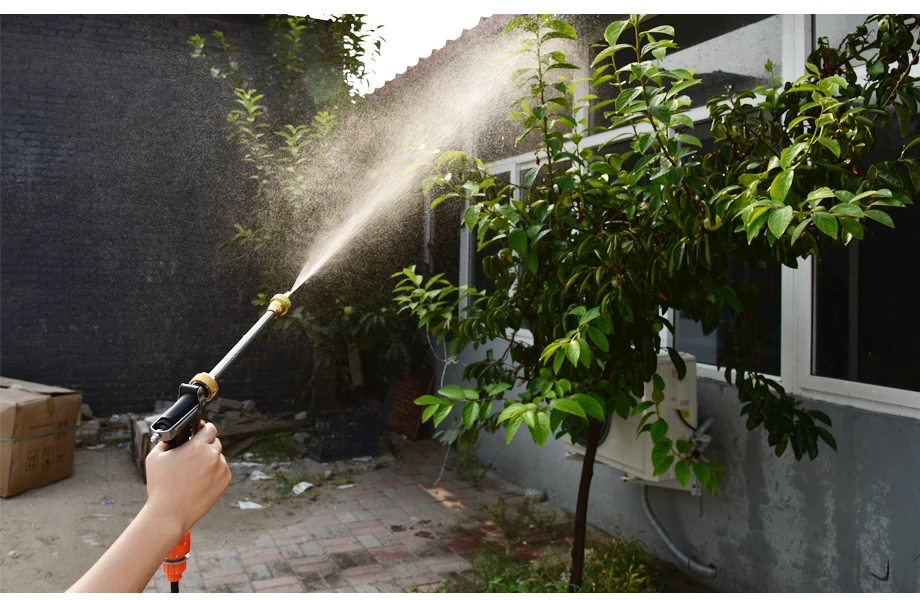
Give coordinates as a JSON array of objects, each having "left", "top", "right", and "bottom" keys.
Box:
[
  {"left": 189, "top": 372, "right": 219, "bottom": 403},
  {"left": 267, "top": 292, "right": 292, "bottom": 318}
]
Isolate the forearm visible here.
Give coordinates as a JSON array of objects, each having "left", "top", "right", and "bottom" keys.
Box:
[{"left": 67, "top": 502, "right": 185, "bottom": 593}]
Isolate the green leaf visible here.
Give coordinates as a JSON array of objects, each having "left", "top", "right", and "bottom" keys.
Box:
[
  {"left": 816, "top": 427, "right": 837, "bottom": 452},
  {"left": 904, "top": 159, "right": 920, "bottom": 193},
  {"left": 865, "top": 209, "right": 894, "bottom": 228},
  {"left": 649, "top": 105, "right": 672, "bottom": 125},
  {"left": 666, "top": 347, "right": 686, "bottom": 380},
  {"left": 532, "top": 412, "right": 551, "bottom": 446},
  {"left": 463, "top": 205, "right": 481, "bottom": 230},
  {"left": 577, "top": 338, "right": 592, "bottom": 367},
  {"left": 553, "top": 348, "right": 565, "bottom": 374},
  {"left": 791, "top": 218, "right": 811, "bottom": 244},
  {"left": 770, "top": 169, "right": 795, "bottom": 203},
  {"left": 440, "top": 385, "right": 478, "bottom": 400},
  {"left": 586, "top": 326, "right": 609, "bottom": 352},
  {"left": 817, "top": 137, "right": 840, "bottom": 157},
  {"left": 422, "top": 404, "right": 439, "bottom": 423},
  {"left": 839, "top": 217, "right": 864, "bottom": 240},
  {"left": 650, "top": 419, "right": 669, "bottom": 444},
  {"left": 806, "top": 187, "right": 836, "bottom": 203},
  {"left": 675, "top": 133, "right": 702, "bottom": 148},
  {"left": 521, "top": 410, "right": 535, "bottom": 429},
  {"left": 432, "top": 404, "right": 452, "bottom": 427},
  {"left": 829, "top": 203, "right": 863, "bottom": 217},
  {"left": 780, "top": 142, "right": 807, "bottom": 168},
  {"left": 415, "top": 395, "right": 452, "bottom": 406},
  {"left": 652, "top": 373, "right": 665, "bottom": 392},
  {"left": 812, "top": 211, "right": 838, "bottom": 239},
  {"left": 895, "top": 102, "right": 911, "bottom": 138},
  {"left": 651, "top": 440, "right": 673, "bottom": 476},
  {"left": 551, "top": 398, "right": 586, "bottom": 419},
  {"left": 615, "top": 87, "right": 641, "bottom": 113},
  {"left": 565, "top": 340, "right": 581, "bottom": 366},
  {"left": 768, "top": 205, "right": 794, "bottom": 238},
  {"left": 462, "top": 403, "right": 480, "bottom": 430},
  {"left": 604, "top": 20, "right": 629, "bottom": 46},
  {"left": 631, "top": 400, "right": 654, "bottom": 416},
  {"left": 573, "top": 394, "right": 605, "bottom": 422},
  {"left": 486, "top": 382, "right": 512, "bottom": 397},
  {"left": 674, "top": 461, "right": 691, "bottom": 487},
  {"left": 647, "top": 25, "right": 675, "bottom": 36},
  {"left": 692, "top": 462, "right": 710, "bottom": 486},
  {"left": 867, "top": 60, "right": 884, "bottom": 76},
  {"left": 509, "top": 229, "right": 527, "bottom": 256},
  {"left": 505, "top": 417, "right": 523, "bottom": 444},
  {"left": 497, "top": 404, "right": 529, "bottom": 424}
]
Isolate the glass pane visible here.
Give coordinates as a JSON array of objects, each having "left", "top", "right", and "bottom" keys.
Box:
[
  {"left": 471, "top": 171, "right": 511, "bottom": 295},
  {"left": 589, "top": 15, "right": 782, "bottom": 128},
  {"left": 673, "top": 122, "right": 781, "bottom": 375},
  {"left": 675, "top": 261, "right": 782, "bottom": 375},
  {"left": 812, "top": 114, "right": 920, "bottom": 391},
  {"left": 815, "top": 15, "right": 874, "bottom": 53},
  {"left": 660, "top": 15, "right": 781, "bottom": 107}
]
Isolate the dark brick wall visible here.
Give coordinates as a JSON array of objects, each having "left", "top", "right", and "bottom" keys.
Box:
[{"left": 1, "top": 15, "right": 313, "bottom": 416}]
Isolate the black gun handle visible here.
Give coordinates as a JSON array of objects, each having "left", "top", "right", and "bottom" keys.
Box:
[{"left": 159, "top": 391, "right": 201, "bottom": 449}]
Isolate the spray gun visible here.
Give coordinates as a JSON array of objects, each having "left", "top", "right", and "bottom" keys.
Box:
[{"left": 148, "top": 292, "right": 292, "bottom": 593}]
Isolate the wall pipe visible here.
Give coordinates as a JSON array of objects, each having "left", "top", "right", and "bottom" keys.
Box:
[{"left": 640, "top": 484, "right": 718, "bottom": 579}]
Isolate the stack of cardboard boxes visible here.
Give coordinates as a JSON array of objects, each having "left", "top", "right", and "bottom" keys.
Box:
[{"left": 0, "top": 377, "right": 82, "bottom": 498}]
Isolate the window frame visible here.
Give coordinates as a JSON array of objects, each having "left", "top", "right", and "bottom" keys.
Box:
[{"left": 458, "top": 13, "right": 920, "bottom": 419}]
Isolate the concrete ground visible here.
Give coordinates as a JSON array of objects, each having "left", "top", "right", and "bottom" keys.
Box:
[{"left": 0, "top": 437, "right": 573, "bottom": 593}]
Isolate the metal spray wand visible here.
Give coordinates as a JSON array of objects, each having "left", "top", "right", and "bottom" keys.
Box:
[{"left": 148, "top": 292, "right": 292, "bottom": 592}]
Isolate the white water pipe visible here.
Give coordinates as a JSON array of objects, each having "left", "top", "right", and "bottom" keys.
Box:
[{"left": 640, "top": 484, "right": 718, "bottom": 579}]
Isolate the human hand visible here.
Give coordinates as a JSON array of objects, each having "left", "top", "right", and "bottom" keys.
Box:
[{"left": 144, "top": 421, "right": 231, "bottom": 535}]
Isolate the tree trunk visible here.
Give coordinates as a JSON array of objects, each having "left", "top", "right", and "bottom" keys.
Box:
[{"left": 569, "top": 417, "right": 601, "bottom": 591}]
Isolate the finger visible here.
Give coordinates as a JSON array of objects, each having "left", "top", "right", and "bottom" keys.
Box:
[
  {"left": 195, "top": 422, "right": 218, "bottom": 445},
  {"left": 212, "top": 437, "right": 223, "bottom": 456},
  {"left": 148, "top": 442, "right": 168, "bottom": 457}
]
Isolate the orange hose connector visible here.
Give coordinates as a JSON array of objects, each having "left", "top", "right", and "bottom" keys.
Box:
[{"left": 163, "top": 530, "right": 191, "bottom": 583}]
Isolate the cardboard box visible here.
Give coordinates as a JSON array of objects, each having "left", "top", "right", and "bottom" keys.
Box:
[{"left": 0, "top": 377, "right": 82, "bottom": 498}]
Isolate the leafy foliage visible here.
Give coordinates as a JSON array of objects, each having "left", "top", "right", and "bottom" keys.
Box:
[
  {"left": 443, "top": 537, "right": 660, "bottom": 593},
  {"left": 186, "top": 17, "right": 429, "bottom": 393},
  {"left": 396, "top": 13, "right": 919, "bottom": 494}
]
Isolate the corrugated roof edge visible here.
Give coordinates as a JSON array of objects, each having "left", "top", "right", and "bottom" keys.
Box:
[{"left": 365, "top": 14, "right": 520, "bottom": 103}]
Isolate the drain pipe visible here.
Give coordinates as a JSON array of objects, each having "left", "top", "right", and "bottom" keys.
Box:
[{"left": 640, "top": 484, "right": 717, "bottom": 579}]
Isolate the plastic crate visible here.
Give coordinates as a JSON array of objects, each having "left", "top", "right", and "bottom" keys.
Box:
[{"left": 307, "top": 409, "right": 379, "bottom": 462}]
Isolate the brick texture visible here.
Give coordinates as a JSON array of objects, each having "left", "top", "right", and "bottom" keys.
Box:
[{"left": 0, "top": 15, "right": 314, "bottom": 415}]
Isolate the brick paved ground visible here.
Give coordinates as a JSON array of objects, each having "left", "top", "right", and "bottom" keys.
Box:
[{"left": 143, "top": 440, "right": 552, "bottom": 593}]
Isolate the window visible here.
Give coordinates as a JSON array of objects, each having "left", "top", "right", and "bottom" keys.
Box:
[
  {"left": 672, "top": 124, "right": 783, "bottom": 375},
  {"left": 464, "top": 14, "right": 920, "bottom": 418},
  {"left": 811, "top": 114, "right": 920, "bottom": 392}
]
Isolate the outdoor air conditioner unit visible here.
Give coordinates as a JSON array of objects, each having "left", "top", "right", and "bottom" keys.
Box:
[{"left": 564, "top": 351, "right": 700, "bottom": 493}]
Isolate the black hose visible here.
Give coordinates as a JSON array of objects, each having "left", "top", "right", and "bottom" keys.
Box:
[{"left": 171, "top": 581, "right": 179, "bottom": 593}]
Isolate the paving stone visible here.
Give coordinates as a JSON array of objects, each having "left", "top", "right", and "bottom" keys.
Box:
[
  {"left": 329, "top": 549, "right": 376, "bottom": 570},
  {"left": 357, "top": 534, "right": 382, "bottom": 549},
  {"left": 370, "top": 545, "right": 414, "bottom": 564},
  {"left": 374, "top": 580, "right": 407, "bottom": 593},
  {"left": 251, "top": 576, "right": 303, "bottom": 592},
  {"left": 244, "top": 563, "right": 271, "bottom": 581},
  {"left": 266, "top": 560, "right": 295, "bottom": 578},
  {"left": 353, "top": 584, "right": 379, "bottom": 592},
  {"left": 279, "top": 544, "right": 305, "bottom": 559},
  {"left": 298, "top": 540, "right": 324, "bottom": 556}
]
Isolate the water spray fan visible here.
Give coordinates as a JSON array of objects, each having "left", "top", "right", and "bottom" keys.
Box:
[{"left": 148, "top": 291, "right": 293, "bottom": 593}]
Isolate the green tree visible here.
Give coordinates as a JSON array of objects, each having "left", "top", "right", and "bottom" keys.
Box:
[
  {"left": 394, "top": 14, "right": 919, "bottom": 589},
  {"left": 185, "top": 16, "right": 427, "bottom": 403}
]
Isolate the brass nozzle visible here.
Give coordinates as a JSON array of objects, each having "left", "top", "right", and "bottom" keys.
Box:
[
  {"left": 190, "top": 372, "right": 219, "bottom": 402},
  {"left": 267, "top": 292, "right": 292, "bottom": 318}
]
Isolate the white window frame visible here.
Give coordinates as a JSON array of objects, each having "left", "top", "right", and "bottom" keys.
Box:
[{"left": 458, "top": 13, "right": 920, "bottom": 419}]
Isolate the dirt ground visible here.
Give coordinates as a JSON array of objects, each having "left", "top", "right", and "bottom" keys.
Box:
[
  {"left": 0, "top": 439, "right": 552, "bottom": 593},
  {"left": 0, "top": 438, "right": 712, "bottom": 593}
]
